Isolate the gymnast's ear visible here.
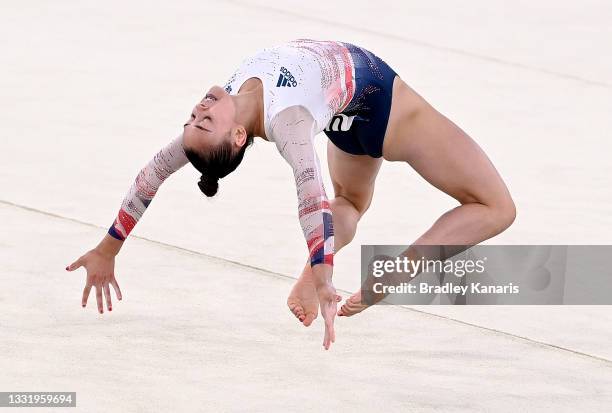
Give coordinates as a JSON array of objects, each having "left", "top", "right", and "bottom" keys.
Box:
[{"left": 231, "top": 124, "right": 248, "bottom": 148}]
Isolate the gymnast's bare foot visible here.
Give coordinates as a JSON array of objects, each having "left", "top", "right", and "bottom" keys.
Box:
[
  {"left": 339, "top": 254, "right": 402, "bottom": 317},
  {"left": 287, "top": 265, "right": 319, "bottom": 326},
  {"left": 337, "top": 290, "right": 370, "bottom": 317}
]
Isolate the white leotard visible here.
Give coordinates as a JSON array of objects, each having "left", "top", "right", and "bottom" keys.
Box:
[{"left": 223, "top": 39, "right": 356, "bottom": 139}]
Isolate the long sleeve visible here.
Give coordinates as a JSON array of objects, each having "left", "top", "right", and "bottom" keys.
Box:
[
  {"left": 271, "top": 106, "right": 334, "bottom": 266},
  {"left": 108, "top": 135, "right": 189, "bottom": 241}
]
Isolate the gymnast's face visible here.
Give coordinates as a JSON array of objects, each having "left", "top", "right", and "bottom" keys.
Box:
[{"left": 183, "top": 85, "right": 237, "bottom": 153}]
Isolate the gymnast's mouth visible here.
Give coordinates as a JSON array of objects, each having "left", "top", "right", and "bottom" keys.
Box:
[
  {"left": 193, "top": 125, "right": 212, "bottom": 133},
  {"left": 183, "top": 123, "right": 212, "bottom": 133}
]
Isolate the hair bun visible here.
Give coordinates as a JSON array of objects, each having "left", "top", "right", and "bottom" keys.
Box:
[{"left": 198, "top": 174, "right": 219, "bottom": 197}]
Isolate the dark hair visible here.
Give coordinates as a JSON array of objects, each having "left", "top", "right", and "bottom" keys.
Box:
[{"left": 185, "top": 135, "right": 254, "bottom": 197}]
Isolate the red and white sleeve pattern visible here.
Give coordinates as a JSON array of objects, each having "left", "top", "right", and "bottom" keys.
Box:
[
  {"left": 272, "top": 107, "right": 334, "bottom": 266},
  {"left": 108, "top": 135, "right": 188, "bottom": 241}
]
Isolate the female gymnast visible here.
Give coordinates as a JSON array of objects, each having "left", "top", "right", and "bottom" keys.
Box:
[{"left": 67, "top": 39, "right": 515, "bottom": 350}]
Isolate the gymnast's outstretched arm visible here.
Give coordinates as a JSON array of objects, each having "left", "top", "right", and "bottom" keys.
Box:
[{"left": 67, "top": 135, "right": 188, "bottom": 313}]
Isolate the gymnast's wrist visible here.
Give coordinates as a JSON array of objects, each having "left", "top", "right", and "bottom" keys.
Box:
[{"left": 95, "top": 233, "right": 123, "bottom": 258}]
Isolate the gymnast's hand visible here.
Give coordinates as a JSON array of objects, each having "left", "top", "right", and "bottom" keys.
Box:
[
  {"left": 312, "top": 264, "right": 341, "bottom": 350},
  {"left": 66, "top": 234, "right": 123, "bottom": 313}
]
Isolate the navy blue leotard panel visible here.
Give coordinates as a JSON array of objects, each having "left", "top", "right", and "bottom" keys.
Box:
[{"left": 323, "top": 43, "right": 397, "bottom": 158}]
